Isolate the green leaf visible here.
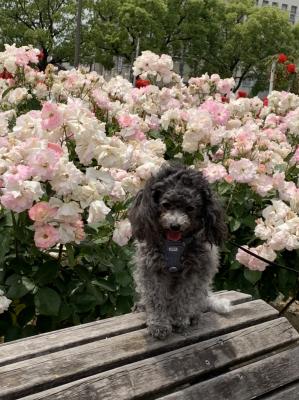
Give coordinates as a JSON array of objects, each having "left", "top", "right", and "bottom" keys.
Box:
[
  {"left": 93, "top": 236, "right": 110, "bottom": 244},
  {"left": 34, "top": 287, "right": 61, "bottom": 316},
  {"left": 115, "top": 270, "right": 132, "bottom": 287},
  {"left": 229, "top": 219, "right": 241, "bottom": 232},
  {"left": 72, "top": 293, "right": 97, "bottom": 312},
  {"left": 0, "top": 232, "right": 12, "bottom": 264},
  {"left": 91, "top": 279, "right": 115, "bottom": 291},
  {"left": 230, "top": 260, "right": 241, "bottom": 270},
  {"left": 2, "top": 86, "right": 14, "bottom": 99},
  {"left": 244, "top": 269, "right": 262, "bottom": 285},
  {"left": 6, "top": 274, "right": 35, "bottom": 299},
  {"left": 115, "top": 296, "right": 133, "bottom": 314},
  {"left": 57, "top": 303, "right": 72, "bottom": 322},
  {"left": 34, "top": 261, "right": 59, "bottom": 286},
  {"left": 66, "top": 244, "right": 76, "bottom": 267}
]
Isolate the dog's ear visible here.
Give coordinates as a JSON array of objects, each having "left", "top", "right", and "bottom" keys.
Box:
[
  {"left": 203, "top": 187, "right": 227, "bottom": 246},
  {"left": 128, "top": 180, "right": 160, "bottom": 242}
]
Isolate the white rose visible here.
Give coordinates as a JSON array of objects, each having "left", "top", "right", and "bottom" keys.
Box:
[
  {"left": 136, "top": 162, "right": 159, "bottom": 180},
  {"left": 87, "top": 200, "right": 111, "bottom": 224},
  {"left": 0, "top": 291, "right": 12, "bottom": 314},
  {"left": 4, "top": 57, "right": 17, "bottom": 73},
  {"left": 8, "top": 88, "right": 28, "bottom": 104},
  {"left": 254, "top": 221, "right": 272, "bottom": 240},
  {"left": 268, "top": 230, "right": 289, "bottom": 251},
  {"left": 112, "top": 219, "right": 132, "bottom": 246}
]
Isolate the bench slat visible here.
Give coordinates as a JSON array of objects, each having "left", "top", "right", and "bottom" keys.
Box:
[
  {"left": 211, "top": 291, "right": 252, "bottom": 305},
  {"left": 0, "top": 300, "right": 277, "bottom": 399},
  {"left": 263, "top": 383, "right": 299, "bottom": 399},
  {"left": 159, "top": 344, "right": 299, "bottom": 400},
  {"left": 0, "top": 290, "right": 251, "bottom": 367},
  {"left": 19, "top": 318, "right": 298, "bottom": 400}
]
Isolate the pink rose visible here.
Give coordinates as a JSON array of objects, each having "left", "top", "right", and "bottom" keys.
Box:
[
  {"left": 118, "top": 114, "right": 134, "bottom": 128},
  {"left": 41, "top": 102, "right": 63, "bottom": 131},
  {"left": 48, "top": 143, "right": 64, "bottom": 156},
  {"left": 34, "top": 224, "right": 60, "bottom": 249},
  {"left": 29, "top": 202, "right": 57, "bottom": 223}
]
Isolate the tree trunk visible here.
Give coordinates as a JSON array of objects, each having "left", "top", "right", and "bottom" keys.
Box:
[
  {"left": 74, "top": 0, "right": 83, "bottom": 67},
  {"left": 179, "top": 46, "right": 185, "bottom": 78}
]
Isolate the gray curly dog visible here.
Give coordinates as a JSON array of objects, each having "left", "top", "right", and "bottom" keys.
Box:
[{"left": 128, "top": 163, "right": 231, "bottom": 340}]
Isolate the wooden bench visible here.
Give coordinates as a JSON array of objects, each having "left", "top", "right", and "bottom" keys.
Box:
[{"left": 1, "top": 291, "right": 299, "bottom": 400}]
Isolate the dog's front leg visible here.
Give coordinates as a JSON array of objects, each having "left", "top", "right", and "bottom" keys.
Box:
[
  {"left": 168, "top": 280, "right": 194, "bottom": 332},
  {"left": 144, "top": 274, "right": 172, "bottom": 340}
]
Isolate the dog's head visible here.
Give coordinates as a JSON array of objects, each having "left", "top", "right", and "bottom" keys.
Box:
[{"left": 128, "top": 164, "right": 227, "bottom": 245}]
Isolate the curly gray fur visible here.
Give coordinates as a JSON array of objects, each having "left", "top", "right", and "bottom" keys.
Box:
[{"left": 128, "top": 163, "right": 229, "bottom": 339}]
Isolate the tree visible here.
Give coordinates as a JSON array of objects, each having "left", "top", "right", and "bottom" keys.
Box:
[
  {"left": 86, "top": 0, "right": 220, "bottom": 73},
  {"left": 187, "top": 0, "right": 297, "bottom": 91},
  {"left": 85, "top": 0, "right": 167, "bottom": 70},
  {"left": 0, "top": 0, "right": 77, "bottom": 69}
]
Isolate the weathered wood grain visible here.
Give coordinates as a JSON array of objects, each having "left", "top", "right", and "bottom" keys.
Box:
[
  {"left": 19, "top": 318, "right": 298, "bottom": 400},
  {"left": 263, "top": 383, "right": 299, "bottom": 399},
  {"left": 159, "top": 344, "right": 299, "bottom": 400},
  {"left": 0, "top": 300, "right": 277, "bottom": 399},
  {"left": 0, "top": 290, "right": 250, "bottom": 367},
  {"left": 213, "top": 291, "right": 252, "bottom": 305},
  {"left": 0, "top": 313, "right": 146, "bottom": 368}
]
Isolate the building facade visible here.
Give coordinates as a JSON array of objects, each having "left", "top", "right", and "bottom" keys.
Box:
[{"left": 256, "top": 0, "right": 299, "bottom": 24}]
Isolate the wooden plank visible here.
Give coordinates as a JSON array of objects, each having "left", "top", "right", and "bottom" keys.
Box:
[
  {"left": 159, "top": 344, "right": 299, "bottom": 400},
  {"left": 214, "top": 290, "right": 252, "bottom": 305},
  {"left": 0, "top": 291, "right": 250, "bottom": 367},
  {"left": 0, "top": 312, "right": 146, "bottom": 367},
  {"left": 263, "top": 383, "right": 299, "bottom": 400},
  {"left": 0, "top": 300, "right": 278, "bottom": 399},
  {"left": 19, "top": 318, "right": 298, "bottom": 400}
]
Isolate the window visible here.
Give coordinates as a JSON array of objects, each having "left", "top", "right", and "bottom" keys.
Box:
[
  {"left": 262, "top": 0, "right": 269, "bottom": 5},
  {"left": 290, "top": 5, "right": 297, "bottom": 24},
  {"left": 281, "top": 4, "right": 288, "bottom": 10},
  {"left": 272, "top": 2, "right": 278, "bottom": 6}
]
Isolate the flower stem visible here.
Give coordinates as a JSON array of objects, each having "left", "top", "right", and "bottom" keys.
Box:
[
  {"left": 11, "top": 211, "right": 19, "bottom": 259},
  {"left": 58, "top": 244, "right": 63, "bottom": 263}
]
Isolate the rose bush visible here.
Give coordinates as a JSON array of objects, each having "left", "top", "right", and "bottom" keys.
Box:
[{"left": 0, "top": 47, "right": 298, "bottom": 341}]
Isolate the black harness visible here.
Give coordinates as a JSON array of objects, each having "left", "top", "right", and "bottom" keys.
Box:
[{"left": 163, "top": 237, "right": 193, "bottom": 273}]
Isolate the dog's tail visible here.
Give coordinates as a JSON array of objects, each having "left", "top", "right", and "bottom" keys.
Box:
[{"left": 207, "top": 293, "right": 231, "bottom": 314}]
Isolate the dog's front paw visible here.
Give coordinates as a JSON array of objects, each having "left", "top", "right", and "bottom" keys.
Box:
[{"left": 148, "top": 323, "right": 172, "bottom": 340}]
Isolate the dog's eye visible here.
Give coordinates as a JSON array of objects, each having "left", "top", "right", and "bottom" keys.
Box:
[
  {"left": 162, "top": 201, "right": 171, "bottom": 209},
  {"left": 186, "top": 205, "right": 195, "bottom": 212}
]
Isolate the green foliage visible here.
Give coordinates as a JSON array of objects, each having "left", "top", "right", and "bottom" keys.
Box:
[
  {"left": 187, "top": 0, "right": 296, "bottom": 90},
  {"left": 0, "top": 0, "right": 297, "bottom": 88},
  {"left": 0, "top": 0, "right": 77, "bottom": 66},
  {"left": 0, "top": 208, "right": 134, "bottom": 341}
]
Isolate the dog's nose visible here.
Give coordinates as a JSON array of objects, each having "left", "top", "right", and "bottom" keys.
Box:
[{"left": 170, "top": 223, "right": 180, "bottom": 231}]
